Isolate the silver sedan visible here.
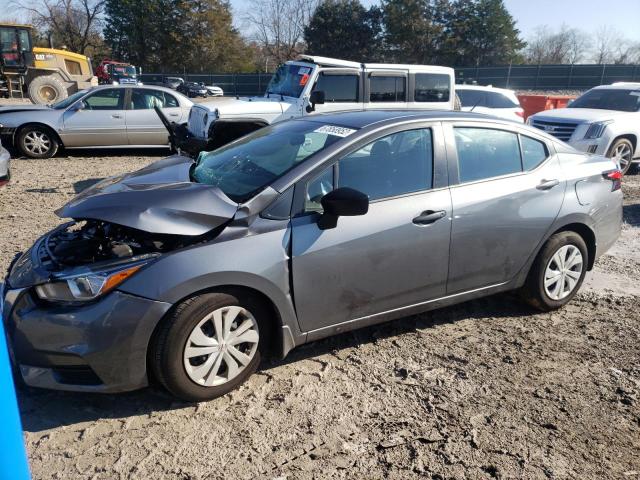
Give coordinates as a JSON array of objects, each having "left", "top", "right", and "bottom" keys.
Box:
[
  {"left": 0, "top": 85, "right": 193, "bottom": 158},
  {"left": 0, "top": 135, "right": 9, "bottom": 185}
]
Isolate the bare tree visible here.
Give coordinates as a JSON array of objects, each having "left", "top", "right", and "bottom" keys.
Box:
[
  {"left": 12, "top": 0, "right": 105, "bottom": 55},
  {"left": 591, "top": 26, "right": 622, "bottom": 64},
  {"left": 524, "top": 24, "right": 591, "bottom": 64},
  {"left": 244, "top": 0, "right": 318, "bottom": 66}
]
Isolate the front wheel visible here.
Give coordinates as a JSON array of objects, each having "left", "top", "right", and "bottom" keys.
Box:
[
  {"left": 608, "top": 138, "right": 634, "bottom": 175},
  {"left": 16, "top": 125, "right": 60, "bottom": 159},
  {"left": 151, "top": 291, "right": 270, "bottom": 402},
  {"left": 520, "top": 231, "right": 588, "bottom": 311}
]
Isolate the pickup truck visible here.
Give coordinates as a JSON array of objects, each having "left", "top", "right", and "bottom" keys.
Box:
[{"left": 163, "top": 56, "right": 455, "bottom": 155}]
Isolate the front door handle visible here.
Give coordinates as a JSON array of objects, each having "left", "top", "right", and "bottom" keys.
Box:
[
  {"left": 537, "top": 179, "right": 559, "bottom": 190},
  {"left": 168, "top": 113, "right": 179, "bottom": 117},
  {"left": 413, "top": 210, "right": 446, "bottom": 225},
  {"left": 111, "top": 114, "right": 123, "bottom": 119}
]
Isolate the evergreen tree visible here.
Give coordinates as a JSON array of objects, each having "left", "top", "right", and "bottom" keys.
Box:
[{"left": 304, "top": 0, "right": 383, "bottom": 62}]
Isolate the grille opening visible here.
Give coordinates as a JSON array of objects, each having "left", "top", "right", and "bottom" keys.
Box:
[{"left": 531, "top": 119, "right": 579, "bottom": 141}]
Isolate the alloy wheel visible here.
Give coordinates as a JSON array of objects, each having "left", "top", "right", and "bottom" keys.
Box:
[
  {"left": 23, "top": 131, "right": 52, "bottom": 156},
  {"left": 183, "top": 306, "right": 260, "bottom": 387},
  {"left": 544, "top": 245, "right": 583, "bottom": 301},
  {"left": 613, "top": 142, "right": 632, "bottom": 173}
]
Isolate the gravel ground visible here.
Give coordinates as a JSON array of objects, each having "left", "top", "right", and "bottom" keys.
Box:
[{"left": 1, "top": 153, "right": 639, "bottom": 480}]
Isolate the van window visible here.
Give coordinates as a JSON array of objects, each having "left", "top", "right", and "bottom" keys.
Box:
[
  {"left": 370, "top": 76, "right": 406, "bottom": 102},
  {"left": 414, "top": 73, "right": 450, "bottom": 102},
  {"left": 314, "top": 74, "right": 358, "bottom": 102}
]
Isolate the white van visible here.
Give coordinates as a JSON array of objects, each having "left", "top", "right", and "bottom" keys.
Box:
[{"left": 173, "top": 56, "right": 455, "bottom": 153}]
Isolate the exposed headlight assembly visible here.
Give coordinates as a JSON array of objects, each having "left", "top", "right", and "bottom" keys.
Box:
[
  {"left": 35, "top": 263, "right": 146, "bottom": 303},
  {"left": 584, "top": 120, "right": 613, "bottom": 139}
]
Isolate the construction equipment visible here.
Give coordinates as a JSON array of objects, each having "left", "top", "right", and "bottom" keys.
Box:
[{"left": 0, "top": 23, "right": 98, "bottom": 104}]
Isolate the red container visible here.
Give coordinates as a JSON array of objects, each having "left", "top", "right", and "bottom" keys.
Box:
[{"left": 517, "top": 95, "right": 577, "bottom": 120}]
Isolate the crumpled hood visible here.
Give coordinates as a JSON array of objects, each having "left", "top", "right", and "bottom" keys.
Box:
[
  {"left": 532, "top": 107, "right": 633, "bottom": 123},
  {"left": 56, "top": 155, "right": 239, "bottom": 236},
  {"left": 206, "top": 96, "right": 285, "bottom": 117}
]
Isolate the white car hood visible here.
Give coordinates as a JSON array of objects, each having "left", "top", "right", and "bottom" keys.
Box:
[
  {"left": 532, "top": 108, "right": 632, "bottom": 123},
  {"left": 199, "top": 96, "right": 285, "bottom": 117}
]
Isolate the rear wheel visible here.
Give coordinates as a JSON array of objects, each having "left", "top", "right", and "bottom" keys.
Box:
[
  {"left": 27, "top": 75, "right": 67, "bottom": 105},
  {"left": 17, "top": 125, "right": 60, "bottom": 159},
  {"left": 151, "top": 291, "right": 270, "bottom": 402},
  {"left": 608, "top": 138, "right": 634, "bottom": 175},
  {"left": 521, "top": 231, "right": 588, "bottom": 311}
]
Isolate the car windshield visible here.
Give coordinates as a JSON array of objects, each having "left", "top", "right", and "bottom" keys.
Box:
[
  {"left": 569, "top": 89, "right": 640, "bottom": 112},
  {"left": 192, "top": 120, "right": 353, "bottom": 202},
  {"left": 265, "top": 63, "right": 313, "bottom": 98},
  {"left": 51, "top": 90, "right": 87, "bottom": 109},
  {"left": 113, "top": 65, "right": 137, "bottom": 78}
]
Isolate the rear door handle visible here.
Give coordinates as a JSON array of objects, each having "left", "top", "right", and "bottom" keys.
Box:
[
  {"left": 537, "top": 179, "right": 559, "bottom": 190},
  {"left": 413, "top": 210, "right": 446, "bottom": 225},
  {"left": 168, "top": 113, "right": 179, "bottom": 117},
  {"left": 111, "top": 114, "right": 122, "bottom": 119}
]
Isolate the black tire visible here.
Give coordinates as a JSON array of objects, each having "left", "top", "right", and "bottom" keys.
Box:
[
  {"left": 520, "top": 231, "right": 588, "bottom": 312},
  {"left": 607, "top": 138, "right": 634, "bottom": 175},
  {"left": 27, "top": 75, "right": 68, "bottom": 105},
  {"left": 151, "top": 290, "right": 271, "bottom": 402},
  {"left": 16, "top": 125, "right": 60, "bottom": 159}
]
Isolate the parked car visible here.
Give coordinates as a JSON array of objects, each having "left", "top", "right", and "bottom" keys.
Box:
[
  {"left": 0, "top": 85, "right": 193, "bottom": 158},
  {"left": 528, "top": 82, "right": 640, "bottom": 174},
  {"left": 0, "top": 134, "right": 9, "bottom": 186},
  {"left": 177, "top": 82, "right": 208, "bottom": 98},
  {"left": 202, "top": 83, "right": 224, "bottom": 97},
  {"left": 172, "top": 55, "right": 455, "bottom": 155},
  {"left": 163, "top": 77, "right": 185, "bottom": 90},
  {"left": 2, "top": 110, "right": 622, "bottom": 401},
  {"left": 456, "top": 84, "right": 524, "bottom": 122}
]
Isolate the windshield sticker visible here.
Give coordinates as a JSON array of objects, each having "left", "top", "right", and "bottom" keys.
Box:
[
  {"left": 298, "top": 67, "right": 311, "bottom": 75},
  {"left": 299, "top": 73, "right": 310, "bottom": 86},
  {"left": 314, "top": 125, "right": 357, "bottom": 137}
]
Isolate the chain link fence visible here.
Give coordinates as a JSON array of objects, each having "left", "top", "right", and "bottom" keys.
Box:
[{"left": 141, "top": 65, "right": 640, "bottom": 97}]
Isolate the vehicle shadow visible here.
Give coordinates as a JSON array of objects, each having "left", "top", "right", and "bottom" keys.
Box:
[{"left": 17, "top": 292, "right": 535, "bottom": 433}]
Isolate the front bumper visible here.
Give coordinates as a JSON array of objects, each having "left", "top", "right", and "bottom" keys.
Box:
[{"left": 2, "top": 284, "right": 172, "bottom": 393}]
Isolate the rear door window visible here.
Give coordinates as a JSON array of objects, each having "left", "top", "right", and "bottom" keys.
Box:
[
  {"left": 370, "top": 76, "right": 406, "bottom": 102},
  {"left": 414, "top": 73, "right": 450, "bottom": 102},
  {"left": 314, "top": 74, "right": 359, "bottom": 102},
  {"left": 454, "top": 127, "right": 522, "bottom": 183}
]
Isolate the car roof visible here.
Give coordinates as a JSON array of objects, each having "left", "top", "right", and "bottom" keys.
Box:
[
  {"left": 594, "top": 82, "right": 640, "bottom": 90},
  {"left": 297, "top": 110, "right": 508, "bottom": 129},
  {"left": 88, "top": 84, "right": 179, "bottom": 94}
]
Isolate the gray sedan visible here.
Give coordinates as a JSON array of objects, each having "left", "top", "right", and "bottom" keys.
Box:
[
  {"left": 0, "top": 85, "right": 193, "bottom": 158},
  {"left": 2, "top": 110, "right": 622, "bottom": 401}
]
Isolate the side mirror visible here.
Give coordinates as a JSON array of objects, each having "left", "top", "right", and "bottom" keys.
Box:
[
  {"left": 317, "top": 187, "right": 369, "bottom": 230},
  {"left": 71, "top": 100, "right": 86, "bottom": 111},
  {"left": 306, "top": 90, "right": 325, "bottom": 113}
]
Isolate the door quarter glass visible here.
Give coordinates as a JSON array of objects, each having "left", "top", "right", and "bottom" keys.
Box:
[
  {"left": 339, "top": 128, "right": 433, "bottom": 201},
  {"left": 84, "top": 89, "right": 124, "bottom": 110},
  {"left": 305, "top": 166, "right": 334, "bottom": 212},
  {"left": 454, "top": 127, "right": 522, "bottom": 183},
  {"left": 521, "top": 135, "right": 549, "bottom": 170}
]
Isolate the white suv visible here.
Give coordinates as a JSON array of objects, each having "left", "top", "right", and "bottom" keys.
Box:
[
  {"left": 456, "top": 85, "right": 524, "bottom": 122},
  {"left": 177, "top": 56, "right": 455, "bottom": 154},
  {"left": 529, "top": 83, "right": 640, "bottom": 174}
]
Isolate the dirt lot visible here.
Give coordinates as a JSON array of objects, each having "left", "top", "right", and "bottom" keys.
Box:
[{"left": 1, "top": 151, "right": 639, "bottom": 480}]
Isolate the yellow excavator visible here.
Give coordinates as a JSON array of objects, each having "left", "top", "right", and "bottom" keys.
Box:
[{"left": 0, "top": 23, "right": 97, "bottom": 104}]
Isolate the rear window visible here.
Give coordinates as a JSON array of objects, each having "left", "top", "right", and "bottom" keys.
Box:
[
  {"left": 486, "top": 91, "right": 519, "bottom": 108},
  {"left": 457, "top": 89, "right": 485, "bottom": 107},
  {"left": 414, "top": 73, "right": 450, "bottom": 102}
]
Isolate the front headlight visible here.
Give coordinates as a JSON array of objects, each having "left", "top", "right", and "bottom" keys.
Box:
[
  {"left": 584, "top": 120, "right": 613, "bottom": 139},
  {"left": 35, "top": 263, "right": 145, "bottom": 303}
]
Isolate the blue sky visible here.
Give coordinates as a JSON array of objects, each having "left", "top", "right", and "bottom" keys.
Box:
[{"left": 1, "top": 0, "right": 638, "bottom": 41}]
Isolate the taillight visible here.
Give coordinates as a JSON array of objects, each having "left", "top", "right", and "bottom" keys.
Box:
[
  {"left": 516, "top": 110, "right": 524, "bottom": 118},
  {"left": 603, "top": 169, "right": 622, "bottom": 191}
]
